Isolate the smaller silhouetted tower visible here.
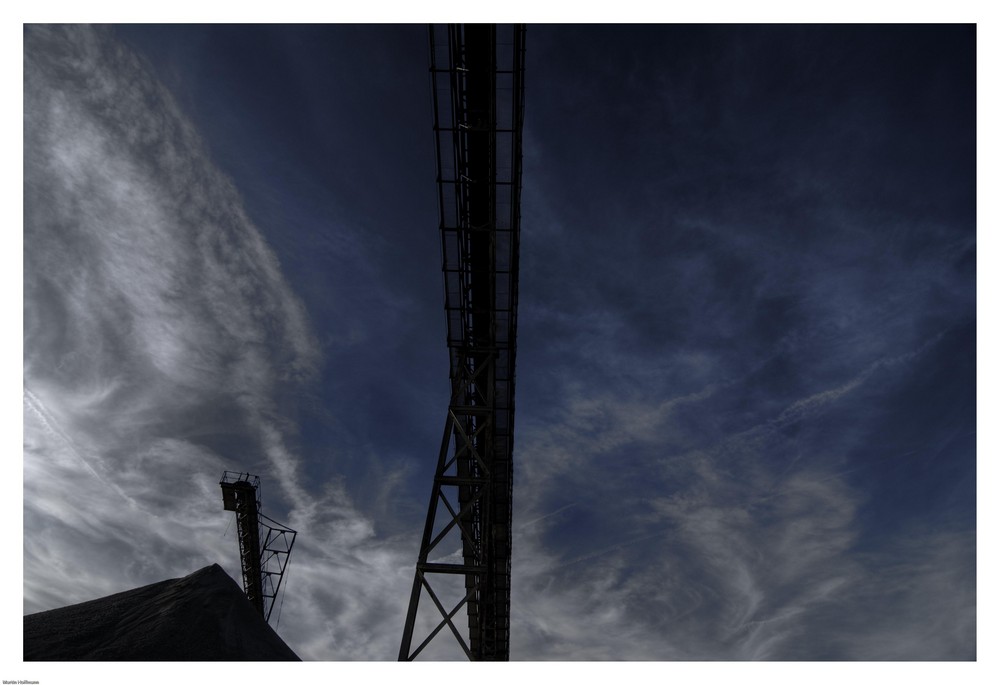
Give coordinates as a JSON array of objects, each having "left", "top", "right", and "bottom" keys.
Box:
[{"left": 220, "top": 471, "right": 297, "bottom": 623}]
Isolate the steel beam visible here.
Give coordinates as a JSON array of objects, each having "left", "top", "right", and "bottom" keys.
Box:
[
  {"left": 220, "top": 471, "right": 298, "bottom": 624},
  {"left": 399, "top": 23, "right": 525, "bottom": 662}
]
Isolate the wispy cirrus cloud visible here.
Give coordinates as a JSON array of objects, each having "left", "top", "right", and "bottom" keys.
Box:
[
  {"left": 23, "top": 25, "right": 418, "bottom": 660},
  {"left": 508, "top": 323, "right": 974, "bottom": 659},
  {"left": 503, "top": 25, "right": 974, "bottom": 660},
  {"left": 22, "top": 24, "right": 975, "bottom": 664}
]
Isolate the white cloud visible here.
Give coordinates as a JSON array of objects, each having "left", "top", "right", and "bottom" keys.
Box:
[
  {"left": 507, "top": 347, "right": 973, "bottom": 660},
  {"left": 21, "top": 24, "right": 975, "bottom": 664},
  {"left": 23, "top": 25, "right": 419, "bottom": 660}
]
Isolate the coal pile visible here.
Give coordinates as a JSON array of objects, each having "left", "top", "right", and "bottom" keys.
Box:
[{"left": 24, "top": 564, "right": 299, "bottom": 661}]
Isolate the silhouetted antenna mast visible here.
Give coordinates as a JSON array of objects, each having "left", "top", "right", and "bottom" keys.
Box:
[
  {"left": 398, "top": 23, "right": 526, "bottom": 661},
  {"left": 220, "top": 471, "right": 297, "bottom": 623}
]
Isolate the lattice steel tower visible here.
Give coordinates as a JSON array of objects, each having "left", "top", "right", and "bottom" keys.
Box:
[
  {"left": 220, "top": 471, "right": 298, "bottom": 623},
  {"left": 398, "top": 24, "right": 526, "bottom": 661}
]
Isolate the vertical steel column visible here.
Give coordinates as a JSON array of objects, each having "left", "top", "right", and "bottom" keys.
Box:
[
  {"left": 399, "top": 23, "right": 525, "bottom": 661},
  {"left": 221, "top": 474, "right": 265, "bottom": 616},
  {"left": 220, "top": 471, "right": 298, "bottom": 623}
]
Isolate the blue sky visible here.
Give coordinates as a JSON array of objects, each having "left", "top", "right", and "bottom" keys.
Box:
[{"left": 21, "top": 22, "right": 977, "bottom": 663}]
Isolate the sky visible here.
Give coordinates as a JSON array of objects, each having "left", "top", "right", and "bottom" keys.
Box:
[{"left": 20, "top": 21, "right": 979, "bottom": 665}]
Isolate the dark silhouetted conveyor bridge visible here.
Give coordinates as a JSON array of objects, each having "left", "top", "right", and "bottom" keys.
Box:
[{"left": 398, "top": 23, "right": 526, "bottom": 661}]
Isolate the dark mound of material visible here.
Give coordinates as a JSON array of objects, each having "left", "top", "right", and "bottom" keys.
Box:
[{"left": 23, "top": 564, "right": 299, "bottom": 661}]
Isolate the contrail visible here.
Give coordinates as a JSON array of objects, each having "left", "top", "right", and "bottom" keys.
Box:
[
  {"left": 516, "top": 502, "right": 577, "bottom": 531},
  {"left": 24, "top": 386, "right": 134, "bottom": 505},
  {"left": 549, "top": 529, "right": 673, "bottom": 572}
]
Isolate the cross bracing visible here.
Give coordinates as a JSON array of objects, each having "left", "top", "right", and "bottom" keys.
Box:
[
  {"left": 399, "top": 23, "right": 525, "bottom": 661},
  {"left": 220, "top": 471, "right": 298, "bottom": 624}
]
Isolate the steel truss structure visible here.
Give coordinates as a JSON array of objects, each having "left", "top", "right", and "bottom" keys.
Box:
[
  {"left": 399, "top": 23, "right": 526, "bottom": 662},
  {"left": 220, "top": 471, "right": 297, "bottom": 624}
]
